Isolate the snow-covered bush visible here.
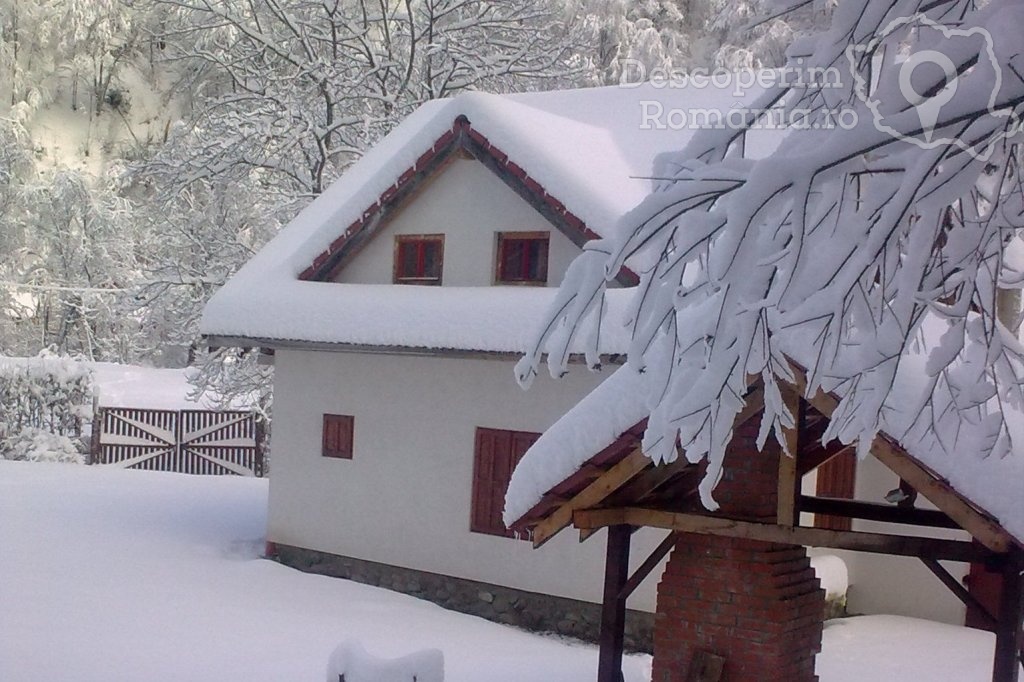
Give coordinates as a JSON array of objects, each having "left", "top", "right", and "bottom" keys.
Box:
[
  {"left": 0, "top": 427, "right": 85, "bottom": 464},
  {"left": 0, "top": 353, "right": 94, "bottom": 463},
  {"left": 326, "top": 640, "right": 443, "bottom": 682}
]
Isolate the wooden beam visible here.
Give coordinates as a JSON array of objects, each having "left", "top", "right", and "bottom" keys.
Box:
[
  {"left": 798, "top": 495, "right": 959, "bottom": 529},
  {"left": 531, "top": 448, "right": 650, "bottom": 548},
  {"left": 606, "top": 457, "right": 692, "bottom": 507},
  {"left": 921, "top": 557, "right": 997, "bottom": 629},
  {"left": 794, "top": 375, "right": 1015, "bottom": 554},
  {"left": 572, "top": 507, "right": 997, "bottom": 563},
  {"left": 619, "top": 532, "right": 676, "bottom": 601},
  {"left": 870, "top": 436, "right": 1013, "bottom": 554},
  {"left": 597, "top": 525, "right": 631, "bottom": 682},
  {"left": 993, "top": 554, "right": 1023, "bottom": 682},
  {"left": 778, "top": 387, "right": 801, "bottom": 526}
]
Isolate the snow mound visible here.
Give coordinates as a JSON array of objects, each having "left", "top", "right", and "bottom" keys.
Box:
[
  {"left": 811, "top": 555, "right": 849, "bottom": 600},
  {"left": 326, "top": 640, "right": 443, "bottom": 682}
]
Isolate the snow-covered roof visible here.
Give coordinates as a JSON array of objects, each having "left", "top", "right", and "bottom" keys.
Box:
[
  {"left": 505, "top": 345, "right": 1024, "bottom": 547},
  {"left": 209, "top": 283, "right": 637, "bottom": 356},
  {"left": 201, "top": 82, "right": 776, "bottom": 350}
]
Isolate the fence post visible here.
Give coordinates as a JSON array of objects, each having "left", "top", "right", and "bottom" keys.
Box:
[
  {"left": 89, "top": 404, "right": 102, "bottom": 466},
  {"left": 255, "top": 418, "right": 266, "bottom": 477}
]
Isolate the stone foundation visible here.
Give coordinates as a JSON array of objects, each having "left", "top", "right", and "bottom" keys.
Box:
[{"left": 273, "top": 543, "right": 654, "bottom": 652}]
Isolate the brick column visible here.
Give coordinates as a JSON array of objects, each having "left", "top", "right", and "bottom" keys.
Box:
[
  {"left": 653, "top": 535, "right": 823, "bottom": 681},
  {"left": 651, "top": 419, "right": 825, "bottom": 682}
]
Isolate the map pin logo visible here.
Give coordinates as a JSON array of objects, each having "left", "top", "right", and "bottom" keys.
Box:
[{"left": 899, "top": 50, "right": 958, "bottom": 142}]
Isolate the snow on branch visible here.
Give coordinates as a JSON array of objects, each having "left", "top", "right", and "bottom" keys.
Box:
[{"left": 519, "top": 0, "right": 1024, "bottom": 511}]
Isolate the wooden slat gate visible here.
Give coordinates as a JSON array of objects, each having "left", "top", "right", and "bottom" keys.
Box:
[{"left": 93, "top": 407, "right": 264, "bottom": 476}]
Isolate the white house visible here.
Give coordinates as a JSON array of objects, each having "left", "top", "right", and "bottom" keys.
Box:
[{"left": 200, "top": 82, "right": 1014, "bottom": 642}]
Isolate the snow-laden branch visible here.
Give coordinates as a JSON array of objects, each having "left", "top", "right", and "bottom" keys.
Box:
[{"left": 519, "top": 0, "right": 1024, "bottom": 509}]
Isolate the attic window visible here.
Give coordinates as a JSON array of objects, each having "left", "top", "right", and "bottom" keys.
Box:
[
  {"left": 496, "top": 232, "right": 549, "bottom": 285},
  {"left": 394, "top": 234, "right": 444, "bottom": 285}
]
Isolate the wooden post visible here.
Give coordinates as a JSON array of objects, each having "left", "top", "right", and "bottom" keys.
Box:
[
  {"left": 777, "top": 389, "right": 802, "bottom": 526},
  {"left": 597, "top": 524, "right": 631, "bottom": 682},
  {"left": 993, "top": 554, "right": 1023, "bottom": 682}
]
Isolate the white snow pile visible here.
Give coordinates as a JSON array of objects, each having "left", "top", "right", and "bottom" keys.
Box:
[
  {"left": 326, "top": 640, "right": 443, "bottom": 682},
  {"left": 810, "top": 555, "right": 849, "bottom": 601},
  {"left": 0, "top": 461, "right": 1015, "bottom": 681}
]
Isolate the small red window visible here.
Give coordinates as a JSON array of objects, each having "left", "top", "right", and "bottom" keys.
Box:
[
  {"left": 471, "top": 427, "right": 539, "bottom": 538},
  {"left": 322, "top": 414, "right": 354, "bottom": 459},
  {"left": 496, "top": 233, "right": 549, "bottom": 284},
  {"left": 395, "top": 235, "right": 444, "bottom": 285}
]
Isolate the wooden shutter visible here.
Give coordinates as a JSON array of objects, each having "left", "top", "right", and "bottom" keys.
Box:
[
  {"left": 322, "top": 414, "right": 354, "bottom": 459},
  {"left": 814, "top": 450, "right": 856, "bottom": 530},
  {"left": 471, "top": 427, "right": 538, "bottom": 537}
]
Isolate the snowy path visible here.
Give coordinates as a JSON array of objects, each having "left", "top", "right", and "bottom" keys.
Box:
[{"left": 0, "top": 461, "right": 1010, "bottom": 681}]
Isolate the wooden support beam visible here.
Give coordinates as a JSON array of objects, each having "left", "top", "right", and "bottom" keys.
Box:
[
  {"left": 597, "top": 525, "right": 631, "bottom": 682},
  {"left": 573, "top": 507, "right": 997, "bottom": 563},
  {"left": 606, "top": 457, "right": 693, "bottom": 507},
  {"left": 531, "top": 448, "right": 650, "bottom": 548},
  {"left": 619, "top": 532, "right": 676, "bottom": 601},
  {"left": 778, "top": 387, "right": 801, "bottom": 526},
  {"left": 794, "top": 375, "right": 1014, "bottom": 554},
  {"left": 993, "top": 554, "right": 1024, "bottom": 682},
  {"left": 799, "top": 495, "right": 959, "bottom": 529},
  {"left": 870, "top": 436, "right": 1013, "bottom": 554},
  {"left": 921, "top": 558, "right": 997, "bottom": 629}
]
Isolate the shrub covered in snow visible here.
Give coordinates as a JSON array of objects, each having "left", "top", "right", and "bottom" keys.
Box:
[
  {"left": 0, "top": 353, "right": 94, "bottom": 463},
  {"left": 326, "top": 640, "right": 443, "bottom": 682},
  {"left": 1, "top": 427, "right": 85, "bottom": 464}
]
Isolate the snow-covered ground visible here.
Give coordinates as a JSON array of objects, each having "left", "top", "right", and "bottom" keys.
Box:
[{"left": 0, "top": 461, "right": 1012, "bottom": 681}]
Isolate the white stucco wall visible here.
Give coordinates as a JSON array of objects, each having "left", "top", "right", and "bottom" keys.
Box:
[
  {"left": 269, "top": 346, "right": 973, "bottom": 622},
  {"left": 334, "top": 157, "right": 580, "bottom": 287},
  {"left": 268, "top": 349, "right": 667, "bottom": 612}
]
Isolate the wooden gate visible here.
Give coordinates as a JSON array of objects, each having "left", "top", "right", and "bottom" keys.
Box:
[{"left": 93, "top": 407, "right": 264, "bottom": 476}]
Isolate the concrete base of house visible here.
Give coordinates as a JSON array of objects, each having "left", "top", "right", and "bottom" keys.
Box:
[{"left": 272, "top": 543, "right": 654, "bottom": 652}]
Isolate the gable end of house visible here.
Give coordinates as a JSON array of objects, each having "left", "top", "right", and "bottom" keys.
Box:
[{"left": 299, "top": 115, "right": 639, "bottom": 286}]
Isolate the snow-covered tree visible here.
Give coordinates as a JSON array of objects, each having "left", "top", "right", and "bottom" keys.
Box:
[
  {"left": 142, "top": 0, "right": 586, "bottom": 200},
  {"left": 574, "top": 0, "right": 832, "bottom": 85},
  {"left": 519, "top": 0, "right": 1024, "bottom": 508}
]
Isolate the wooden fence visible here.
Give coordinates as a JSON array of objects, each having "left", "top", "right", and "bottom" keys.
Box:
[{"left": 91, "top": 407, "right": 264, "bottom": 476}]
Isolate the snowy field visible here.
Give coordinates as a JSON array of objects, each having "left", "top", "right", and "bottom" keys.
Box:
[{"left": 0, "top": 461, "right": 1011, "bottom": 681}]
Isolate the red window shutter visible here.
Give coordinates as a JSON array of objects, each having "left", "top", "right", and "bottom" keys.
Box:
[
  {"left": 322, "top": 414, "right": 354, "bottom": 459},
  {"left": 814, "top": 450, "right": 856, "bottom": 530},
  {"left": 471, "top": 427, "right": 538, "bottom": 538}
]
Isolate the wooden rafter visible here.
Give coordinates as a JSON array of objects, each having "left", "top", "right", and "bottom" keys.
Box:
[
  {"left": 798, "top": 495, "right": 958, "bottom": 529},
  {"left": 793, "top": 374, "right": 1015, "bottom": 554},
  {"left": 572, "top": 507, "right": 997, "bottom": 563},
  {"left": 530, "top": 448, "right": 651, "bottom": 548},
  {"left": 530, "top": 384, "right": 767, "bottom": 547}
]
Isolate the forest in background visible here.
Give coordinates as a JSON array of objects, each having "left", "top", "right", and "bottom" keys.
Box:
[{"left": 0, "top": 0, "right": 829, "bottom": 414}]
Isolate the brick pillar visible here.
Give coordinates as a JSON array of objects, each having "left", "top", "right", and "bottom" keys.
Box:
[{"left": 651, "top": 419, "right": 825, "bottom": 682}]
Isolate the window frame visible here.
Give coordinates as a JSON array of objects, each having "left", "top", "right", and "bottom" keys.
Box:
[
  {"left": 470, "top": 426, "right": 539, "bottom": 539},
  {"left": 322, "top": 413, "right": 355, "bottom": 460},
  {"left": 393, "top": 234, "right": 445, "bottom": 285},
  {"left": 495, "top": 232, "right": 550, "bottom": 285}
]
